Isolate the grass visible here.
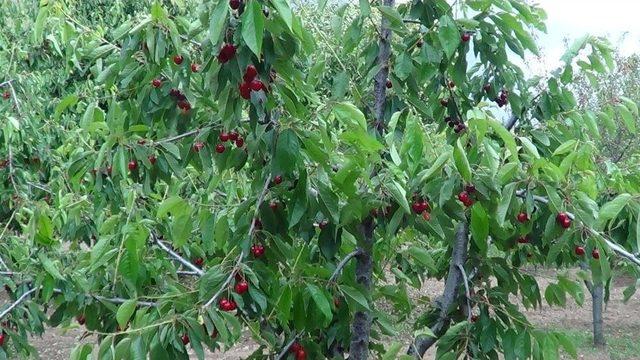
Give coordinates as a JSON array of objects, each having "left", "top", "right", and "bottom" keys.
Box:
[{"left": 559, "top": 329, "right": 640, "bottom": 360}]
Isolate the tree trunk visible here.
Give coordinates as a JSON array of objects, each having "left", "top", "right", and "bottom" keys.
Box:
[
  {"left": 408, "top": 221, "right": 469, "bottom": 358},
  {"left": 348, "top": 1, "right": 394, "bottom": 359},
  {"left": 592, "top": 281, "right": 606, "bottom": 348}
]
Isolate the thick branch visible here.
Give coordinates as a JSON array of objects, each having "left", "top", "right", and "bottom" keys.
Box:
[
  {"left": 153, "top": 234, "right": 205, "bottom": 276},
  {"left": 408, "top": 220, "right": 469, "bottom": 358},
  {"left": 515, "top": 190, "right": 640, "bottom": 267}
]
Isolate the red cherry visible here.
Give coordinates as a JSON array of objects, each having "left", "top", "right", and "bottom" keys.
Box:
[
  {"left": 471, "top": 314, "right": 479, "bottom": 323},
  {"left": 295, "top": 349, "right": 307, "bottom": 360},
  {"left": 592, "top": 249, "right": 600, "bottom": 259},
  {"left": 465, "top": 184, "right": 476, "bottom": 193},
  {"left": 386, "top": 80, "right": 392, "bottom": 89},
  {"left": 440, "top": 98, "right": 449, "bottom": 107},
  {"left": 290, "top": 342, "right": 302, "bottom": 353},
  {"left": 461, "top": 33, "right": 471, "bottom": 42},
  {"left": 215, "top": 144, "right": 226, "bottom": 154},
  {"left": 422, "top": 211, "right": 431, "bottom": 221},
  {"left": 318, "top": 220, "right": 329, "bottom": 229},
  {"left": 177, "top": 100, "right": 191, "bottom": 111},
  {"left": 128, "top": 160, "right": 137, "bottom": 171},
  {"left": 560, "top": 217, "right": 572, "bottom": 229},
  {"left": 229, "top": 0, "right": 241, "bottom": 10},
  {"left": 76, "top": 315, "right": 86, "bottom": 325},
  {"left": 234, "top": 280, "right": 249, "bottom": 294},
  {"left": 106, "top": 166, "right": 113, "bottom": 175},
  {"left": 334, "top": 297, "right": 341, "bottom": 308},
  {"left": 575, "top": 246, "right": 585, "bottom": 256},
  {"left": 483, "top": 83, "right": 491, "bottom": 92},
  {"left": 181, "top": 334, "right": 190, "bottom": 345},
  {"left": 137, "top": 139, "right": 147, "bottom": 145},
  {"left": 250, "top": 79, "right": 264, "bottom": 92},
  {"left": 152, "top": 79, "right": 162, "bottom": 88},
  {"left": 0, "top": 332, "right": 5, "bottom": 346},
  {"left": 235, "top": 137, "right": 244, "bottom": 148},
  {"left": 2, "top": 92, "right": 9, "bottom": 100},
  {"left": 457, "top": 191, "right": 470, "bottom": 204},
  {"left": 173, "top": 55, "right": 184, "bottom": 65},
  {"left": 218, "top": 44, "right": 237, "bottom": 63},
  {"left": 251, "top": 244, "right": 265, "bottom": 257},
  {"left": 148, "top": 155, "right": 157, "bottom": 165},
  {"left": 219, "top": 132, "right": 230, "bottom": 142},
  {"left": 411, "top": 201, "right": 423, "bottom": 214},
  {"left": 463, "top": 198, "right": 475, "bottom": 207},
  {"left": 193, "top": 142, "right": 205, "bottom": 152},
  {"left": 190, "top": 63, "right": 199, "bottom": 72},
  {"left": 229, "top": 132, "right": 239, "bottom": 141},
  {"left": 516, "top": 212, "right": 529, "bottom": 223},
  {"left": 269, "top": 201, "right": 278, "bottom": 211},
  {"left": 517, "top": 236, "right": 529, "bottom": 244},
  {"left": 556, "top": 212, "right": 569, "bottom": 224},
  {"left": 448, "top": 81, "right": 456, "bottom": 89},
  {"left": 194, "top": 258, "right": 204, "bottom": 267},
  {"left": 239, "top": 82, "right": 252, "bottom": 99},
  {"left": 273, "top": 175, "right": 283, "bottom": 185},
  {"left": 244, "top": 65, "right": 258, "bottom": 82}
]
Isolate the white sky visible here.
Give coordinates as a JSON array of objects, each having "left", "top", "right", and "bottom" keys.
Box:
[{"left": 530, "top": 0, "right": 640, "bottom": 72}]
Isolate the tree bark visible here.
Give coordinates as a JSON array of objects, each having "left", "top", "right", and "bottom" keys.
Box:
[
  {"left": 349, "top": 217, "right": 376, "bottom": 360},
  {"left": 408, "top": 220, "right": 469, "bottom": 358},
  {"left": 348, "top": 1, "right": 394, "bottom": 359},
  {"left": 592, "top": 281, "right": 606, "bottom": 348}
]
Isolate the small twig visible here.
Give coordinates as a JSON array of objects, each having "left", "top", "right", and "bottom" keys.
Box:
[
  {"left": 275, "top": 334, "right": 300, "bottom": 360},
  {"left": 0, "top": 79, "right": 14, "bottom": 88},
  {"left": 0, "top": 210, "right": 17, "bottom": 271},
  {"left": 7, "top": 145, "right": 19, "bottom": 194},
  {"left": 0, "top": 288, "right": 38, "bottom": 320},
  {"left": 402, "top": 19, "right": 422, "bottom": 24},
  {"left": 153, "top": 234, "right": 204, "bottom": 276},
  {"left": 456, "top": 264, "right": 472, "bottom": 321},
  {"left": 0, "top": 271, "right": 16, "bottom": 276},
  {"left": 26, "top": 182, "right": 52, "bottom": 194},
  {"left": 328, "top": 249, "right": 363, "bottom": 284},
  {"left": 154, "top": 128, "right": 203, "bottom": 145},
  {"left": 8, "top": 81, "right": 21, "bottom": 116},
  {"left": 176, "top": 270, "right": 200, "bottom": 276},
  {"left": 93, "top": 295, "right": 157, "bottom": 307},
  {"left": 202, "top": 172, "right": 272, "bottom": 309}
]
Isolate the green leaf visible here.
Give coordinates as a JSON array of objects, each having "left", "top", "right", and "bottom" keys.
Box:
[
  {"left": 418, "top": 150, "right": 451, "bottom": 183},
  {"left": 382, "top": 342, "right": 402, "bottom": 360},
  {"left": 116, "top": 299, "right": 137, "bottom": 329},
  {"left": 208, "top": 0, "right": 229, "bottom": 45},
  {"left": 453, "top": 139, "right": 472, "bottom": 182},
  {"left": 552, "top": 140, "right": 577, "bottom": 156},
  {"left": 438, "top": 15, "right": 460, "bottom": 58},
  {"left": 358, "top": 0, "right": 371, "bottom": 16},
  {"left": 599, "top": 193, "right": 632, "bottom": 223},
  {"left": 241, "top": 0, "right": 264, "bottom": 57},
  {"left": 496, "top": 183, "right": 516, "bottom": 226},
  {"left": 377, "top": 6, "right": 406, "bottom": 33},
  {"left": 470, "top": 204, "right": 489, "bottom": 253},
  {"left": 274, "top": 129, "right": 300, "bottom": 174},
  {"left": 553, "top": 332, "right": 577, "bottom": 358},
  {"left": 38, "top": 254, "right": 64, "bottom": 280},
  {"left": 306, "top": 284, "right": 332, "bottom": 321},
  {"left": 387, "top": 180, "right": 411, "bottom": 214},
  {"left": 620, "top": 96, "right": 639, "bottom": 116},
  {"left": 157, "top": 196, "right": 188, "bottom": 219},
  {"left": 54, "top": 94, "right": 79, "bottom": 120},
  {"left": 487, "top": 119, "right": 519, "bottom": 162},
  {"left": 333, "top": 102, "right": 366, "bottom": 130},
  {"left": 340, "top": 285, "right": 370, "bottom": 311},
  {"left": 518, "top": 137, "right": 540, "bottom": 159},
  {"left": 617, "top": 104, "right": 637, "bottom": 134},
  {"left": 271, "top": 0, "right": 293, "bottom": 31}
]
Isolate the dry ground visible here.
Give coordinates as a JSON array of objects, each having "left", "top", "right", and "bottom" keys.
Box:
[{"left": 3, "top": 268, "right": 640, "bottom": 359}]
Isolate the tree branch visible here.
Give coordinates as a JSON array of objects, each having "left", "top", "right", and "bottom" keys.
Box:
[
  {"left": 408, "top": 220, "right": 469, "bottom": 358},
  {"left": 202, "top": 172, "right": 272, "bottom": 309},
  {"left": 154, "top": 128, "right": 204, "bottom": 145},
  {"left": 0, "top": 288, "right": 38, "bottom": 320},
  {"left": 515, "top": 190, "right": 640, "bottom": 267},
  {"left": 153, "top": 234, "right": 205, "bottom": 276},
  {"left": 275, "top": 334, "right": 299, "bottom": 360},
  {"left": 456, "top": 264, "right": 472, "bottom": 321},
  {"left": 328, "top": 249, "right": 363, "bottom": 284}
]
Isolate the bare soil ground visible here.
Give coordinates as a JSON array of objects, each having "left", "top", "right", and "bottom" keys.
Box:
[{"left": 4, "top": 268, "right": 640, "bottom": 359}]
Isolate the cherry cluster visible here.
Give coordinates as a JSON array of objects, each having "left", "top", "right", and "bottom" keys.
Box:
[{"left": 239, "top": 65, "right": 267, "bottom": 100}]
